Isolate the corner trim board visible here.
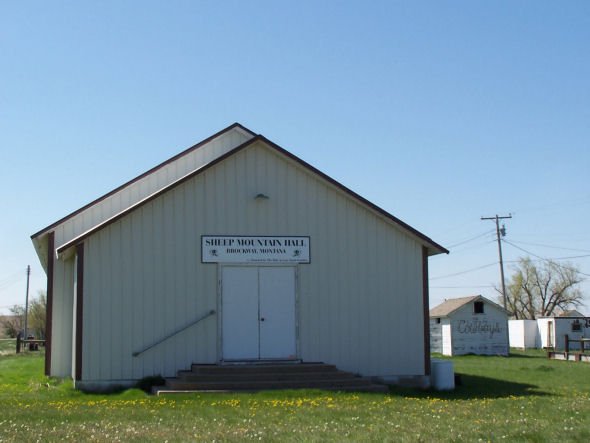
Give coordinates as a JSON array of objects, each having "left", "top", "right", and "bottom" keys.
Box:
[
  {"left": 75, "top": 243, "right": 85, "bottom": 381},
  {"left": 45, "top": 231, "right": 55, "bottom": 376},
  {"left": 422, "top": 246, "right": 431, "bottom": 376}
]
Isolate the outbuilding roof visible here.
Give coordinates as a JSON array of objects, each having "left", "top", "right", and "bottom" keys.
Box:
[
  {"left": 558, "top": 310, "right": 585, "bottom": 317},
  {"left": 430, "top": 295, "right": 509, "bottom": 318},
  {"left": 430, "top": 296, "right": 480, "bottom": 318}
]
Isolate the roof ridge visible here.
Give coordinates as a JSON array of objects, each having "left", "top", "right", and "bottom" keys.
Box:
[{"left": 55, "top": 134, "right": 448, "bottom": 257}]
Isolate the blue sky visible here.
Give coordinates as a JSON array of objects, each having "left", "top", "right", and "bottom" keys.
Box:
[{"left": 1, "top": 1, "right": 589, "bottom": 314}]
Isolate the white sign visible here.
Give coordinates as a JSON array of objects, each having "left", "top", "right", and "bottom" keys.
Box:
[{"left": 202, "top": 236, "right": 310, "bottom": 263}]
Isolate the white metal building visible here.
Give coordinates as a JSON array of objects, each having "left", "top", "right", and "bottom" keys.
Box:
[
  {"left": 430, "top": 295, "right": 509, "bottom": 356},
  {"left": 536, "top": 316, "right": 590, "bottom": 350},
  {"left": 31, "top": 123, "right": 447, "bottom": 390},
  {"left": 509, "top": 313, "right": 590, "bottom": 350},
  {"left": 508, "top": 320, "right": 538, "bottom": 349}
]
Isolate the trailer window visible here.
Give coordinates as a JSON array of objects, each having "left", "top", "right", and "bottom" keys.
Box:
[{"left": 572, "top": 321, "right": 582, "bottom": 332}]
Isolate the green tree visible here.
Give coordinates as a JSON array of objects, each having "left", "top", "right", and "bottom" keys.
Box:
[
  {"left": 504, "top": 257, "right": 584, "bottom": 319},
  {"left": 28, "top": 290, "right": 46, "bottom": 339},
  {"left": 1, "top": 305, "right": 24, "bottom": 338},
  {"left": 0, "top": 290, "right": 46, "bottom": 338}
]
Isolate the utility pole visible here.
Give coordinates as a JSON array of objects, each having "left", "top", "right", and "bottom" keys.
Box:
[
  {"left": 24, "top": 265, "right": 31, "bottom": 338},
  {"left": 481, "top": 214, "right": 512, "bottom": 310}
]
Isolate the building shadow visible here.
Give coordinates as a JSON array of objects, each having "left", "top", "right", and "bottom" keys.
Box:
[{"left": 388, "top": 373, "right": 550, "bottom": 400}]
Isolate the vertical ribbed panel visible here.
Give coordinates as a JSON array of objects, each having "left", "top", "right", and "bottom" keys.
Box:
[
  {"left": 49, "top": 257, "right": 74, "bottom": 377},
  {"left": 81, "top": 141, "right": 426, "bottom": 381},
  {"left": 446, "top": 304, "right": 509, "bottom": 356}
]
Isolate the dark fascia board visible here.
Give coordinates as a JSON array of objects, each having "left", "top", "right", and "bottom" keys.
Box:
[
  {"left": 57, "top": 134, "right": 449, "bottom": 256},
  {"left": 258, "top": 135, "right": 449, "bottom": 256},
  {"left": 57, "top": 135, "right": 263, "bottom": 255},
  {"left": 31, "top": 122, "right": 256, "bottom": 240},
  {"left": 538, "top": 316, "right": 589, "bottom": 320}
]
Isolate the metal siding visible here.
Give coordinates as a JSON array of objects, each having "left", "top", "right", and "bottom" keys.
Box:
[
  {"left": 508, "top": 320, "right": 525, "bottom": 349},
  {"left": 430, "top": 319, "right": 443, "bottom": 353},
  {"left": 508, "top": 319, "right": 538, "bottom": 349},
  {"left": 44, "top": 129, "right": 252, "bottom": 379},
  {"left": 554, "top": 318, "right": 587, "bottom": 351},
  {"left": 50, "top": 257, "right": 74, "bottom": 377},
  {"left": 537, "top": 319, "right": 550, "bottom": 348},
  {"left": 80, "top": 141, "right": 428, "bottom": 381},
  {"left": 447, "top": 303, "right": 509, "bottom": 356},
  {"left": 442, "top": 321, "right": 453, "bottom": 355}
]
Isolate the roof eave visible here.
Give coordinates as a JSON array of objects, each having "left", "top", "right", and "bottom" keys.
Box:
[
  {"left": 257, "top": 135, "right": 449, "bottom": 256},
  {"left": 31, "top": 122, "right": 256, "bottom": 240},
  {"left": 53, "top": 131, "right": 448, "bottom": 260}
]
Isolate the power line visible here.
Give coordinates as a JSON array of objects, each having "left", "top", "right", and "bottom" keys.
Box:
[
  {"left": 514, "top": 195, "right": 590, "bottom": 214},
  {"left": 551, "top": 254, "right": 590, "bottom": 260},
  {"left": 450, "top": 239, "right": 496, "bottom": 255},
  {"left": 502, "top": 240, "right": 590, "bottom": 277},
  {"left": 0, "top": 270, "right": 23, "bottom": 285},
  {"left": 445, "top": 229, "right": 495, "bottom": 249},
  {"left": 508, "top": 240, "right": 590, "bottom": 254},
  {"left": 436, "top": 219, "right": 485, "bottom": 238},
  {"left": 0, "top": 304, "right": 22, "bottom": 309},
  {"left": 431, "top": 285, "right": 495, "bottom": 289},
  {"left": 0, "top": 276, "right": 22, "bottom": 292},
  {"left": 430, "top": 262, "right": 498, "bottom": 280}
]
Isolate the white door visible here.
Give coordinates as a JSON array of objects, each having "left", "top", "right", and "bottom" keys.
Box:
[
  {"left": 547, "top": 321, "right": 554, "bottom": 348},
  {"left": 259, "top": 267, "right": 297, "bottom": 359},
  {"left": 222, "top": 266, "right": 296, "bottom": 360},
  {"left": 222, "top": 267, "right": 260, "bottom": 360}
]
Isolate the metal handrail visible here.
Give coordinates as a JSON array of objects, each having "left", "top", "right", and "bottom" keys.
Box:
[{"left": 132, "top": 309, "right": 216, "bottom": 357}]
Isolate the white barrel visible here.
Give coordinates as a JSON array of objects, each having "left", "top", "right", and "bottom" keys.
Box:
[{"left": 431, "top": 359, "right": 455, "bottom": 390}]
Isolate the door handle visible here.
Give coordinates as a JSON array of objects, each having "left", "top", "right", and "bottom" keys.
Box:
[{"left": 260, "top": 317, "right": 265, "bottom": 322}]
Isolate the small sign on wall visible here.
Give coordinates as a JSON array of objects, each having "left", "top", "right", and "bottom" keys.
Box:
[{"left": 202, "top": 236, "right": 310, "bottom": 263}]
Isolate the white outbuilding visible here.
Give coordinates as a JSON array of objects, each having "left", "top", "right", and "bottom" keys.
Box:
[
  {"left": 430, "top": 295, "right": 509, "bottom": 356},
  {"left": 508, "top": 319, "right": 538, "bottom": 350},
  {"left": 31, "top": 123, "right": 448, "bottom": 391},
  {"left": 508, "top": 312, "right": 590, "bottom": 351},
  {"left": 536, "top": 315, "right": 590, "bottom": 351}
]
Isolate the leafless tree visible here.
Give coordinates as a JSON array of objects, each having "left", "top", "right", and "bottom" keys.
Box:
[{"left": 502, "top": 257, "right": 584, "bottom": 319}]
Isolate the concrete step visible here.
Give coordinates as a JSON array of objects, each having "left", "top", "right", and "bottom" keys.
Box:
[
  {"left": 190, "top": 362, "right": 337, "bottom": 375},
  {"left": 153, "top": 383, "right": 389, "bottom": 395},
  {"left": 163, "top": 377, "right": 377, "bottom": 391},
  {"left": 177, "top": 370, "right": 355, "bottom": 382},
  {"left": 151, "top": 362, "right": 389, "bottom": 394}
]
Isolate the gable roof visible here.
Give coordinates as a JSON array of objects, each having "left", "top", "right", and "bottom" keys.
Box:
[
  {"left": 35, "top": 124, "right": 448, "bottom": 259},
  {"left": 430, "top": 296, "right": 480, "bottom": 318},
  {"left": 31, "top": 122, "right": 255, "bottom": 241},
  {"left": 430, "top": 295, "right": 508, "bottom": 318},
  {"left": 558, "top": 309, "right": 585, "bottom": 317}
]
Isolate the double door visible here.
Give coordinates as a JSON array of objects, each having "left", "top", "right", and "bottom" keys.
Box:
[{"left": 222, "top": 266, "right": 296, "bottom": 360}]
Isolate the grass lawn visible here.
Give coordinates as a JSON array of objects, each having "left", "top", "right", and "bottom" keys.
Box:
[
  {"left": 0, "top": 350, "right": 588, "bottom": 442},
  {"left": 0, "top": 339, "right": 16, "bottom": 355}
]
